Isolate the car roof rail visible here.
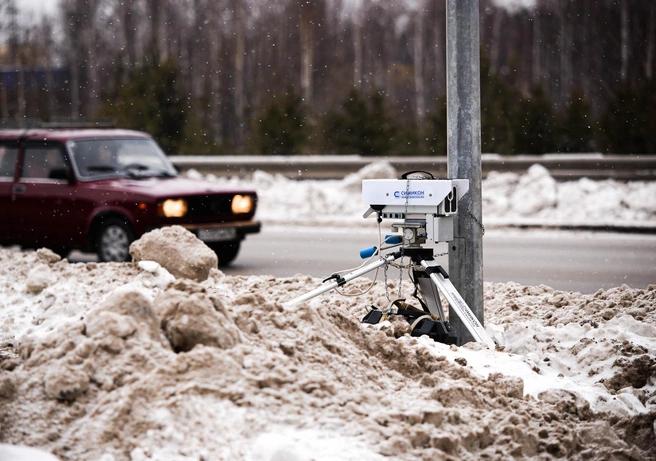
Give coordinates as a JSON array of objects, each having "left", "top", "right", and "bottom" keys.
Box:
[
  {"left": 0, "top": 117, "right": 117, "bottom": 130},
  {"left": 0, "top": 118, "right": 44, "bottom": 129},
  {"left": 43, "top": 117, "right": 117, "bottom": 129}
]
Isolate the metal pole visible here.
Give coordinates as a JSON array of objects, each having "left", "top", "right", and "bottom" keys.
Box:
[{"left": 446, "top": 0, "right": 484, "bottom": 345}]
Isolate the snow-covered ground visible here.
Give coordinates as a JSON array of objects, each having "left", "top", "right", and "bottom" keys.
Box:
[{"left": 1, "top": 162, "right": 655, "bottom": 460}]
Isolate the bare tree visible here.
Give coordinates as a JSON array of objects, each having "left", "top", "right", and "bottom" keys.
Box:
[
  {"left": 383, "top": 17, "right": 396, "bottom": 101},
  {"left": 646, "top": 2, "right": 655, "bottom": 80},
  {"left": 489, "top": 7, "right": 503, "bottom": 75},
  {"left": 559, "top": 0, "right": 572, "bottom": 103},
  {"left": 41, "top": 20, "right": 56, "bottom": 119},
  {"left": 414, "top": 6, "right": 426, "bottom": 124},
  {"left": 235, "top": 0, "right": 246, "bottom": 147},
  {"left": 299, "top": 1, "right": 316, "bottom": 103},
  {"left": 1, "top": 0, "right": 649, "bottom": 152},
  {"left": 581, "top": 0, "right": 591, "bottom": 95},
  {"left": 620, "top": 0, "right": 629, "bottom": 82},
  {"left": 431, "top": 0, "right": 447, "bottom": 97},
  {"left": 190, "top": 0, "right": 208, "bottom": 100},
  {"left": 207, "top": 0, "right": 224, "bottom": 143},
  {"left": 115, "top": 0, "right": 141, "bottom": 72},
  {"left": 0, "top": 0, "right": 18, "bottom": 119},
  {"left": 85, "top": 0, "right": 101, "bottom": 116},
  {"left": 352, "top": 0, "right": 364, "bottom": 89},
  {"left": 60, "top": 0, "right": 83, "bottom": 117},
  {"left": 17, "top": 37, "right": 25, "bottom": 119},
  {"left": 145, "top": 0, "right": 162, "bottom": 60},
  {"left": 532, "top": 7, "right": 542, "bottom": 85}
]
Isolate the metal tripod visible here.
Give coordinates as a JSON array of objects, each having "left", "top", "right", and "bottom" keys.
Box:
[{"left": 286, "top": 247, "right": 495, "bottom": 349}]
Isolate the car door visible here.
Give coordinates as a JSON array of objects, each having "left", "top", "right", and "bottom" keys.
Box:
[
  {"left": 12, "top": 141, "right": 78, "bottom": 248},
  {"left": 0, "top": 141, "right": 19, "bottom": 245}
]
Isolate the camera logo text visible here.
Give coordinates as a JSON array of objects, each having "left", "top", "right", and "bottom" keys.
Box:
[{"left": 394, "top": 190, "right": 425, "bottom": 199}]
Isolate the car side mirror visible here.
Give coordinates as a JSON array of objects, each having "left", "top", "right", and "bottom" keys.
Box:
[{"left": 49, "top": 167, "right": 73, "bottom": 182}]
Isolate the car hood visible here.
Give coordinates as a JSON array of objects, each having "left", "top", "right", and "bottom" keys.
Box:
[{"left": 82, "top": 176, "right": 257, "bottom": 199}]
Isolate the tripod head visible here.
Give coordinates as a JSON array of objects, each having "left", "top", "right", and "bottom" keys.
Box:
[{"left": 362, "top": 171, "right": 469, "bottom": 249}]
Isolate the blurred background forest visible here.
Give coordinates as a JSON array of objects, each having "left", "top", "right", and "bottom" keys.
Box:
[{"left": 0, "top": 0, "right": 654, "bottom": 156}]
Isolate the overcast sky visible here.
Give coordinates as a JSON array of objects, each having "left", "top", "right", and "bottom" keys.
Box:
[{"left": 17, "top": 0, "right": 59, "bottom": 19}]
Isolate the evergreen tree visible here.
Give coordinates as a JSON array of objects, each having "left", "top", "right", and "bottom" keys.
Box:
[
  {"left": 426, "top": 98, "right": 447, "bottom": 156},
  {"left": 101, "top": 59, "right": 186, "bottom": 155},
  {"left": 480, "top": 63, "right": 521, "bottom": 155},
  {"left": 324, "top": 89, "right": 397, "bottom": 156},
  {"left": 557, "top": 89, "right": 596, "bottom": 153},
  {"left": 180, "top": 112, "right": 221, "bottom": 155},
  {"left": 514, "top": 85, "right": 560, "bottom": 154},
  {"left": 253, "top": 91, "right": 308, "bottom": 155},
  {"left": 598, "top": 80, "right": 656, "bottom": 154},
  {"left": 393, "top": 120, "right": 421, "bottom": 156}
]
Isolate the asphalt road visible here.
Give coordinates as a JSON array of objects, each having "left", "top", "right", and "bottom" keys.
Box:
[
  {"left": 67, "top": 225, "right": 656, "bottom": 294},
  {"left": 221, "top": 226, "right": 656, "bottom": 294}
]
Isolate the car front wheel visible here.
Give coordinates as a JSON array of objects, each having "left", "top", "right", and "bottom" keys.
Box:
[
  {"left": 96, "top": 218, "right": 135, "bottom": 262},
  {"left": 51, "top": 246, "right": 71, "bottom": 259},
  {"left": 207, "top": 241, "right": 241, "bottom": 267}
]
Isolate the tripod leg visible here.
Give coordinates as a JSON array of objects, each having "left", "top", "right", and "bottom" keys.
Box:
[
  {"left": 285, "top": 251, "right": 402, "bottom": 307},
  {"left": 419, "top": 260, "right": 495, "bottom": 349},
  {"left": 413, "top": 269, "right": 447, "bottom": 322}
]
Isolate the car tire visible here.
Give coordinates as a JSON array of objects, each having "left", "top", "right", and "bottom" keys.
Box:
[
  {"left": 96, "top": 218, "right": 135, "bottom": 262},
  {"left": 207, "top": 241, "right": 241, "bottom": 267},
  {"left": 51, "top": 246, "right": 70, "bottom": 259}
]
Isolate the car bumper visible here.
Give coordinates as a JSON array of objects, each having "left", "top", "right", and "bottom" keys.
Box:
[{"left": 180, "top": 221, "right": 261, "bottom": 243}]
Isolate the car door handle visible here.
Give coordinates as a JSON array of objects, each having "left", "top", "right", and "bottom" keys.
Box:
[{"left": 12, "top": 185, "right": 26, "bottom": 194}]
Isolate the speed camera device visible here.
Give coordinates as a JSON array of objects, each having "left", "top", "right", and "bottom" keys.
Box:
[
  {"left": 287, "top": 171, "right": 494, "bottom": 349},
  {"left": 362, "top": 172, "right": 469, "bottom": 245}
]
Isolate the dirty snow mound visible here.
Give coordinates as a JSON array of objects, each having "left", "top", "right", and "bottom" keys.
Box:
[
  {"left": 130, "top": 225, "right": 218, "bottom": 281},
  {"left": 0, "top": 250, "right": 654, "bottom": 460}
]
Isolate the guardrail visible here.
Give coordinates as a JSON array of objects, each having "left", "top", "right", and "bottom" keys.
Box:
[{"left": 169, "top": 153, "right": 656, "bottom": 180}]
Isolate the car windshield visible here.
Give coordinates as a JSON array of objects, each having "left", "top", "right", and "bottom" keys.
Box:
[{"left": 68, "top": 138, "right": 177, "bottom": 179}]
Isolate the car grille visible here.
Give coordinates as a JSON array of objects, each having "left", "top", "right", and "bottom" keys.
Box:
[{"left": 186, "top": 195, "right": 234, "bottom": 218}]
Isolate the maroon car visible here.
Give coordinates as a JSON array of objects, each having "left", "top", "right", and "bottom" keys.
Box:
[{"left": 0, "top": 128, "right": 260, "bottom": 265}]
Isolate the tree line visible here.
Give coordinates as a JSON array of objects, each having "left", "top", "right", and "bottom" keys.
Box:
[{"left": 0, "top": 0, "right": 654, "bottom": 155}]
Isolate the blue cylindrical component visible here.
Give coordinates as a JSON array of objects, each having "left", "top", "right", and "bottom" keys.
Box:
[
  {"left": 360, "top": 246, "right": 377, "bottom": 259},
  {"left": 385, "top": 234, "right": 403, "bottom": 245}
]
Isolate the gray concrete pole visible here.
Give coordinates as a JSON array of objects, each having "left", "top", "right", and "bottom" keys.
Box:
[{"left": 446, "top": 0, "right": 484, "bottom": 345}]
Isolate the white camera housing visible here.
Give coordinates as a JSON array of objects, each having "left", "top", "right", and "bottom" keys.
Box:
[{"left": 362, "top": 178, "right": 469, "bottom": 243}]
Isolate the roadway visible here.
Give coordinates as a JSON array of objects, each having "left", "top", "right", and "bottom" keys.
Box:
[
  {"left": 222, "top": 225, "right": 656, "bottom": 294},
  {"left": 66, "top": 225, "right": 655, "bottom": 294}
]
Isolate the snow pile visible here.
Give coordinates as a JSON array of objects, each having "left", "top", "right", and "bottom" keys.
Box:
[
  {"left": 1, "top": 239, "right": 655, "bottom": 460},
  {"left": 483, "top": 165, "right": 656, "bottom": 229},
  {"left": 187, "top": 161, "right": 656, "bottom": 230},
  {"left": 130, "top": 225, "right": 218, "bottom": 281}
]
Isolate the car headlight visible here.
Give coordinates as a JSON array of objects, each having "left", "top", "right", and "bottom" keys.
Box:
[
  {"left": 231, "top": 194, "right": 253, "bottom": 214},
  {"left": 158, "top": 199, "right": 188, "bottom": 217}
]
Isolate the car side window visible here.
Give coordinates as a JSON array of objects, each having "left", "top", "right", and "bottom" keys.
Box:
[
  {"left": 0, "top": 144, "right": 19, "bottom": 180},
  {"left": 21, "top": 144, "right": 69, "bottom": 180}
]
